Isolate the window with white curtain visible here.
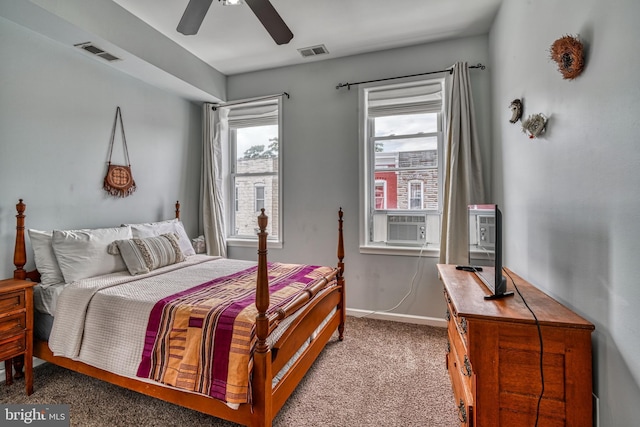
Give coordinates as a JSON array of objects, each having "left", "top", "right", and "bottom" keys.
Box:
[
  {"left": 359, "top": 77, "right": 444, "bottom": 254},
  {"left": 224, "top": 97, "right": 282, "bottom": 244}
]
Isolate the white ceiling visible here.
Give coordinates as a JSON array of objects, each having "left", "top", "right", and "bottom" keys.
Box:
[{"left": 113, "top": 0, "right": 503, "bottom": 76}]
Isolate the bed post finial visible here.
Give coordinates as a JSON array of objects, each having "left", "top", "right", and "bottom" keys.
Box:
[
  {"left": 175, "top": 201, "right": 180, "bottom": 220},
  {"left": 14, "top": 199, "right": 27, "bottom": 280},
  {"left": 255, "top": 209, "right": 270, "bottom": 352}
]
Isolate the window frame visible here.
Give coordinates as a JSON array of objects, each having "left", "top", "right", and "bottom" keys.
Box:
[
  {"left": 359, "top": 77, "right": 445, "bottom": 256},
  {"left": 224, "top": 97, "right": 284, "bottom": 248}
]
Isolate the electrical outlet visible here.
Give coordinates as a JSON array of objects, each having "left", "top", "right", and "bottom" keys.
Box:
[{"left": 593, "top": 393, "right": 600, "bottom": 427}]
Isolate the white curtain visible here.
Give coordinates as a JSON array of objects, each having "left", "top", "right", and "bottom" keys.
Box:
[
  {"left": 439, "top": 62, "right": 486, "bottom": 265},
  {"left": 200, "top": 104, "right": 227, "bottom": 257}
]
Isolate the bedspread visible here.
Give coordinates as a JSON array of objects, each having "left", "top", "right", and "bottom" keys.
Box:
[
  {"left": 136, "top": 263, "right": 336, "bottom": 405},
  {"left": 47, "top": 255, "right": 337, "bottom": 406},
  {"left": 48, "top": 255, "right": 225, "bottom": 360}
]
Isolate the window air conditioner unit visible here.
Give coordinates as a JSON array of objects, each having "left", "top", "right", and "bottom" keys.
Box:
[
  {"left": 387, "top": 214, "right": 426, "bottom": 245},
  {"left": 476, "top": 214, "right": 495, "bottom": 249}
]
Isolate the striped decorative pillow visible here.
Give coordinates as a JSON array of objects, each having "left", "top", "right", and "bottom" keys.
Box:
[{"left": 115, "top": 233, "right": 185, "bottom": 275}]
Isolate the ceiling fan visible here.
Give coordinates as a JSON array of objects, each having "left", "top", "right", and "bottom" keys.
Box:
[{"left": 177, "top": 0, "right": 294, "bottom": 45}]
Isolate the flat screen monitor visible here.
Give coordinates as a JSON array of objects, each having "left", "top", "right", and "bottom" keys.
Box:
[{"left": 468, "top": 204, "right": 514, "bottom": 300}]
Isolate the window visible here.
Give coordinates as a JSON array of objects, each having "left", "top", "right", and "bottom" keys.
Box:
[
  {"left": 360, "top": 78, "right": 444, "bottom": 253},
  {"left": 255, "top": 184, "right": 265, "bottom": 212},
  {"left": 409, "top": 181, "right": 423, "bottom": 209},
  {"left": 224, "top": 97, "right": 282, "bottom": 245},
  {"left": 375, "top": 180, "right": 387, "bottom": 209}
]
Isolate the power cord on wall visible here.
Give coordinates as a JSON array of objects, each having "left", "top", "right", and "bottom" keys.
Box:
[
  {"left": 503, "top": 268, "right": 544, "bottom": 427},
  {"left": 359, "top": 242, "right": 428, "bottom": 319}
]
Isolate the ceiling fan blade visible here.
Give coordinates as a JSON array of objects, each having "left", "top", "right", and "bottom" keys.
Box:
[
  {"left": 177, "top": 0, "right": 214, "bottom": 35},
  {"left": 245, "top": 0, "right": 293, "bottom": 45}
]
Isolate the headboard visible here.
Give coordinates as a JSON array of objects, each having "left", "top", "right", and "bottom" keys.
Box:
[{"left": 12, "top": 199, "right": 181, "bottom": 282}]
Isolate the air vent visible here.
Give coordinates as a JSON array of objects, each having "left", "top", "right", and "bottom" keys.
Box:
[
  {"left": 74, "top": 42, "right": 121, "bottom": 62},
  {"left": 298, "top": 44, "right": 329, "bottom": 58}
]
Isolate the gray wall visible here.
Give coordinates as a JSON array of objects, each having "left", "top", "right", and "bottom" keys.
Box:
[
  {"left": 490, "top": 1, "right": 640, "bottom": 425},
  {"left": 226, "top": 35, "right": 492, "bottom": 320},
  {"left": 0, "top": 16, "right": 202, "bottom": 277}
]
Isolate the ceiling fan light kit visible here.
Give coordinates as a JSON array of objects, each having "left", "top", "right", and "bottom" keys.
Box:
[{"left": 178, "top": 0, "right": 293, "bottom": 45}]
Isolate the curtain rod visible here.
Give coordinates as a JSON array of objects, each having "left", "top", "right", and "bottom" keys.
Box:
[
  {"left": 211, "top": 92, "right": 289, "bottom": 110},
  {"left": 335, "top": 63, "right": 485, "bottom": 90}
]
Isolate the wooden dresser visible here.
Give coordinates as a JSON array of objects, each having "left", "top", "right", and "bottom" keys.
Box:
[
  {"left": 437, "top": 264, "right": 594, "bottom": 427},
  {"left": 0, "top": 278, "right": 35, "bottom": 395}
]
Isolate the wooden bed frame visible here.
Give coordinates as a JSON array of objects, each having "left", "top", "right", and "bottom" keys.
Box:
[{"left": 11, "top": 199, "right": 346, "bottom": 427}]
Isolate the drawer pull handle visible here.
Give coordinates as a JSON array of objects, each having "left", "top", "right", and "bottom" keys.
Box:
[
  {"left": 458, "top": 399, "right": 467, "bottom": 423},
  {"left": 444, "top": 291, "right": 452, "bottom": 304},
  {"left": 462, "top": 355, "right": 472, "bottom": 377}
]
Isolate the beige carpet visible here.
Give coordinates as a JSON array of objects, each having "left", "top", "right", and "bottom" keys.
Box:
[{"left": 1, "top": 316, "right": 458, "bottom": 426}]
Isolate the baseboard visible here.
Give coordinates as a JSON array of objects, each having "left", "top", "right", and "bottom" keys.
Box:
[{"left": 346, "top": 308, "right": 447, "bottom": 328}]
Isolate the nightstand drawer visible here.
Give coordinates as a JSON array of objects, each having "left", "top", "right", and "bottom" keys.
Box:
[
  {"left": 0, "top": 312, "right": 26, "bottom": 339},
  {"left": 0, "top": 279, "right": 35, "bottom": 396},
  {"left": 0, "top": 290, "right": 25, "bottom": 313},
  {"left": 0, "top": 334, "right": 26, "bottom": 360}
]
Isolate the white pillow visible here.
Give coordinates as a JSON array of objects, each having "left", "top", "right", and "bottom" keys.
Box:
[
  {"left": 124, "top": 219, "right": 196, "bottom": 256},
  {"left": 28, "top": 229, "right": 65, "bottom": 287},
  {"left": 52, "top": 226, "right": 132, "bottom": 283}
]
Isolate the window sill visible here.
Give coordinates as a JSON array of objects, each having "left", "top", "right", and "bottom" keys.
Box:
[
  {"left": 227, "top": 238, "right": 283, "bottom": 249},
  {"left": 359, "top": 244, "right": 440, "bottom": 257}
]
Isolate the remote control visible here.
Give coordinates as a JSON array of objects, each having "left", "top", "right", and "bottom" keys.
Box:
[{"left": 455, "top": 265, "right": 483, "bottom": 272}]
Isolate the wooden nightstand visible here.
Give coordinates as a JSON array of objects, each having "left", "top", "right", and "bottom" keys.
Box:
[{"left": 0, "top": 279, "right": 35, "bottom": 395}]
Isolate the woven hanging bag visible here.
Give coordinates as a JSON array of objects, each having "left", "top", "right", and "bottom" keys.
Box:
[{"left": 103, "top": 106, "right": 136, "bottom": 197}]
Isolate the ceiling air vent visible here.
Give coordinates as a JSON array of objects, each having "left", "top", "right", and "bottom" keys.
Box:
[
  {"left": 74, "top": 42, "right": 121, "bottom": 62},
  {"left": 298, "top": 44, "right": 329, "bottom": 58}
]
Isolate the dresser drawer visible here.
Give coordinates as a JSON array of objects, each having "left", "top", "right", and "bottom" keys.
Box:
[
  {"left": 0, "top": 312, "right": 26, "bottom": 339},
  {"left": 444, "top": 290, "right": 468, "bottom": 345},
  {"left": 448, "top": 322, "right": 473, "bottom": 390},
  {"left": 0, "top": 290, "right": 25, "bottom": 314},
  {"left": 0, "top": 333, "right": 26, "bottom": 360},
  {"left": 448, "top": 342, "right": 474, "bottom": 427}
]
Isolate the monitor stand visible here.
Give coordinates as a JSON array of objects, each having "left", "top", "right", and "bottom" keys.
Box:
[{"left": 484, "top": 291, "right": 514, "bottom": 300}]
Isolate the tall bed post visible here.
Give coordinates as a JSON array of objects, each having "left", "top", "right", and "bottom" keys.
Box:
[
  {"left": 175, "top": 201, "right": 180, "bottom": 220},
  {"left": 253, "top": 208, "right": 272, "bottom": 426},
  {"left": 13, "top": 199, "right": 27, "bottom": 280},
  {"left": 337, "top": 208, "right": 346, "bottom": 340},
  {"left": 13, "top": 200, "right": 39, "bottom": 283},
  {"left": 255, "top": 208, "right": 270, "bottom": 349}
]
